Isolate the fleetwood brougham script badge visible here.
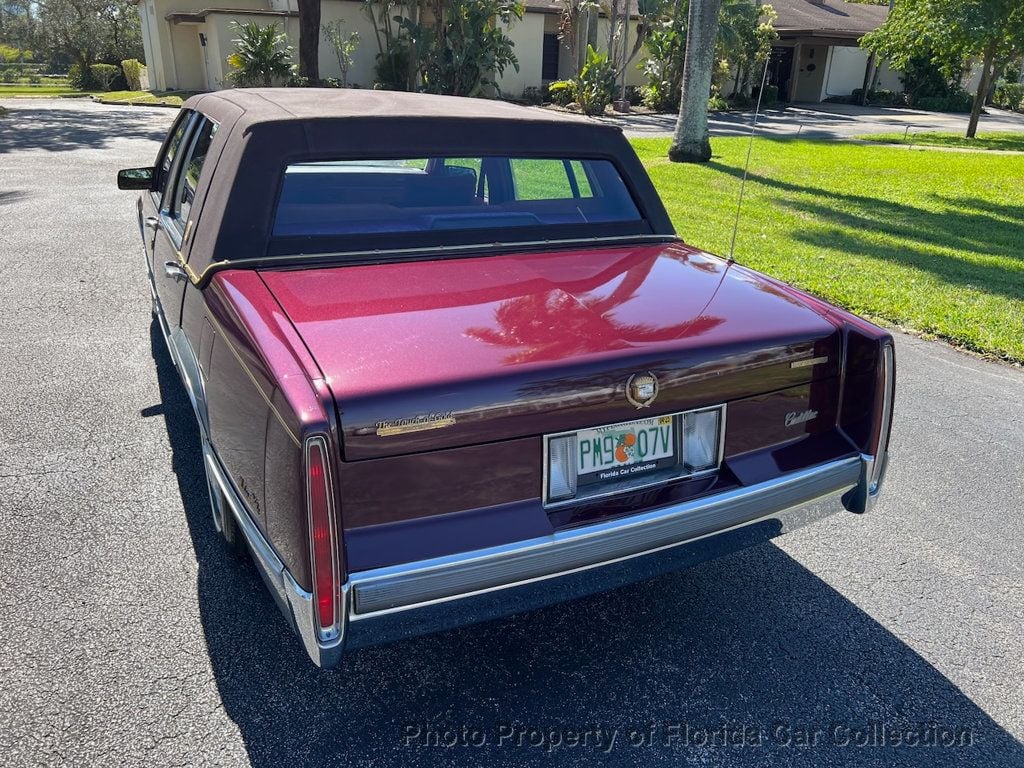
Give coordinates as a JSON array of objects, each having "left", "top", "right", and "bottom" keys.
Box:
[{"left": 376, "top": 412, "right": 456, "bottom": 437}]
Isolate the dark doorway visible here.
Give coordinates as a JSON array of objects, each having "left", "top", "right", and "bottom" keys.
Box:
[
  {"left": 766, "top": 46, "right": 794, "bottom": 102},
  {"left": 542, "top": 33, "right": 560, "bottom": 82}
]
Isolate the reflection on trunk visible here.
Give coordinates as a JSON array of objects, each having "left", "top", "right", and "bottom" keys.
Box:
[{"left": 466, "top": 254, "right": 725, "bottom": 364}]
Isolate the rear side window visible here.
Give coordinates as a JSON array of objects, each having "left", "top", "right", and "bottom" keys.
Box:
[
  {"left": 271, "top": 156, "right": 645, "bottom": 250},
  {"left": 156, "top": 112, "right": 191, "bottom": 199},
  {"left": 173, "top": 119, "right": 217, "bottom": 225}
]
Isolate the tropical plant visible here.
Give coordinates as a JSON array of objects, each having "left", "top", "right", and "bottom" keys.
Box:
[
  {"left": 226, "top": 21, "right": 294, "bottom": 87},
  {"left": 862, "top": 0, "right": 1024, "bottom": 137},
  {"left": 322, "top": 20, "right": 359, "bottom": 86},
  {"left": 561, "top": 44, "right": 616, "bottom": 114},
  {"left": 402, "top": 0, "right": 523, "bottom": 96},
  {"left": 641, "top": 6, "right": 688, "bottom": 111},
  {"left": 363, "top": 0, "right": 411, "bottom": 89},
  {"left": 721, "top": 1, "right": 777, "bottom": 98}
]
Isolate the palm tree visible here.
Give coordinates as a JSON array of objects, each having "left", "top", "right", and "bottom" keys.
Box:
[
  {"left": 226, "top": 21, "right": 294, "bottom": 87},
  {"left": 668, "top": 0, "right": 723, "bottom": 162}
]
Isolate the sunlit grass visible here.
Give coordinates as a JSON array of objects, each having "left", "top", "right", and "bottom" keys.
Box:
[
  {"left": 632, "top": 136, "right": 1024, "bottom": 363},
  {"left": 857, "top": 131, "right": 1024, "bottom": 152},
  {"left": 0, "top": 84, "right": 81, "bottom": 96},
  {"left": 95, "top": 90, "right": 194, "bottom": 106}
]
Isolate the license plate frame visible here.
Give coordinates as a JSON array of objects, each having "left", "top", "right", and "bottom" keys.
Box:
[{"left": 544, "top": 412, "right": 686, "bottom": 508}]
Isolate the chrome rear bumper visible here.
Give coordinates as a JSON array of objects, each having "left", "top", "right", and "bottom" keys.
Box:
[{"left": 216, "top": 450, "right": 879, "bottom": 669}]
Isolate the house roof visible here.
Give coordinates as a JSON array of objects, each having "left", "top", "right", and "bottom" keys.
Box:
[
  {"left": 523, "top": 0, "right": 643, "bottom": 19},
  {"left": 769, "top": 0, "right": 889, "bottom": 38}
]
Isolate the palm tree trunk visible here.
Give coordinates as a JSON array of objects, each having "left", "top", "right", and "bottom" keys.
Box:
[
  {"left": 668, "top": 0, "right": 723, "bottom": 163},
  {"left": 297, "top": 0, "right": 321, "bottom": 82},
  {"left": 966, "top": 40, "right": 997, "bottom": 139}
]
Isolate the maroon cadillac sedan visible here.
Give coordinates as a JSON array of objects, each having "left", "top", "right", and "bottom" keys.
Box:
[{"left": 118, "top": 89, "right": 894, "bottom": 668}]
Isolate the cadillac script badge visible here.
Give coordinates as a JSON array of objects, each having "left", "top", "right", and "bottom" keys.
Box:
[{"left": 625, "top": 372, "right": 659, "bottom": 409}]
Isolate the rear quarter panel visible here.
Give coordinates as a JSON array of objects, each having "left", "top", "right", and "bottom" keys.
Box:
[{"left": 183, "top": 272, "right": 340, "bottom": 590}]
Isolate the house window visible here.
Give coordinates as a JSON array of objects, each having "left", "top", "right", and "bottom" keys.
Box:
[{"left": 542, "top": 34, "right": 560, "bottom": 81}]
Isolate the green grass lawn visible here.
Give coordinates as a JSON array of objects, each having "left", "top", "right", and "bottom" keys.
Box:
[
  {"left": 94, "top": 90, "right": 192, "bottom": 106},
  {"left": 0, "top": 84, "right": 82, "bottom": 96},
  {"left": 632, "top": 137, "right": 1024, "bottom": 363},
  {"left": 857, "top": 131, "right": 1024, "bottom": 152}
]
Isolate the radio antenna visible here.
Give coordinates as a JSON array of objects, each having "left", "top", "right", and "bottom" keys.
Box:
[{"left": 727, "top": 54, "right": 772, "bottom": 263}]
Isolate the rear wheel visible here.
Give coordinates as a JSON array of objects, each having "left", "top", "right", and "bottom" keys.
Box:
[{"left": 205, "top": 448, "right": 246, "bottom": 556}]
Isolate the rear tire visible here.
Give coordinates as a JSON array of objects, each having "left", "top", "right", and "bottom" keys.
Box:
[{"left": 205, "top": 452, "right": 246, "bottom": 556}]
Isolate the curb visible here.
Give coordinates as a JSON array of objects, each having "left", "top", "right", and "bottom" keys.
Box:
[{"left": 90, "top": 96, "right": 181, "bottom": 109}]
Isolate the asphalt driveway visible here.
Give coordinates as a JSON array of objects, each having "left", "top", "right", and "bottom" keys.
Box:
[
  {"left": 1, "top": 99, "right": 1022, "bottom": 767},
  {"left": 600, "top": 102, "right": 1024, "bottom": 139}
]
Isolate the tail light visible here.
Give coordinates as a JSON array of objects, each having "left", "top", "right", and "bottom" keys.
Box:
[
  {"left": 305, "top": 436, "right": 340, "bottom": 641},
  {"left": 869, "top": 343, "right": 895, "bottom": 492}
]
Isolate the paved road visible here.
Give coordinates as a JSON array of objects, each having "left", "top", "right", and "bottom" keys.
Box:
[
  {"left": 1, "top": 99, "right": 1022, "bottom": 767},
  {"left": 598, "top": 102, "right": 1024, "bottom": 139}
]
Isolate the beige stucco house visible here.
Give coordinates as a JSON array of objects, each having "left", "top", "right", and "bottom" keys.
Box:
[
  {"left": 140, "top": 0, "right": 968, "bottom": 103},
  {"left": 138, "top": 0, "right": 648, "bottom": 95}
]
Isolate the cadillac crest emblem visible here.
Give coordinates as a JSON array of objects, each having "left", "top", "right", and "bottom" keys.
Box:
[{"left": 625, "top": 372, "right": 659, "bottom": 409}]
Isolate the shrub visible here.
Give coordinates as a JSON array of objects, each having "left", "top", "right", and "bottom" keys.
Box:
[
  {"left": 373, "top": 45, "right": 410, "bottom": 91},
  {"left": 994, "top": 81, "right": 1024, "bottom": 112},
  {"left": 574, "top": 45, "right": 616, "bottom": 116},
  {"left": 728, "top": 92, "right": 753, "bottom": 109},
  {"left": 122, "top": 59, "right": 143, "bottom": 90},
  {"left": 519, "top": 85, "right": 543, "bottom": 105},
  {"left": 850, "top": 87, "right": 901, "bottom": 106},
  {"left": 756, "top": 84, "right": 778, "bottom": 106},
  {"left": 915, "top": 89, "right": 972, "bottom": 113},
  {"left": 547, "top": 79, "right": 575, "bottom": 106},
  {"left": 708, "top": 93, "right": 728, "bottom": 111},
  {"left": 67, "top": 62, "right": 95, "bottom": 90},
  {"left": 0, "top": 68, "right": 16, "bottom": 83},
  {"left": 90, "top": 63, "right": 121, "bottom": 91}
]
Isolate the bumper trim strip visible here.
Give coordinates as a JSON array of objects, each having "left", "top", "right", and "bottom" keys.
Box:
[{"left": 350, "top": 455, "right": 863, "bottom": 617}]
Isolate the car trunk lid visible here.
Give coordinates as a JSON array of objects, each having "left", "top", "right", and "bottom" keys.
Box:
[{"left": 259, "top": 242, "right": 841, "bottom": 461}]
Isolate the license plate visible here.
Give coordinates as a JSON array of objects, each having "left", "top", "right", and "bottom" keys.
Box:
[{"left": 576, "top": 415, "right": 677, "bottom": 488}]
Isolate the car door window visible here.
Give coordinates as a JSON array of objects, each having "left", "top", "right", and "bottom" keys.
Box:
[
  {"left": 155, "top": 111, "right": 193, "bottom": 203},
  {"left": 169, "top": 118, "right": 217, "bottom": 234}
]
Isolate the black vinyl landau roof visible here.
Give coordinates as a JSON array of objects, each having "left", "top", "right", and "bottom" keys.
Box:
[{"left": 178, "top": 89, "right": 675, "bottom": 279}]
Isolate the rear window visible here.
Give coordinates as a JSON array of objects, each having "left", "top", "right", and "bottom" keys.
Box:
[{"left": 271, "top": 156, "right": 648, "bottom": 251}]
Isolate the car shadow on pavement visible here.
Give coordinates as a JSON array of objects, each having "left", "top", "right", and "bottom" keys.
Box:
[
  {"left": 149, "top": 321, "right": 1024, "bottom": 768},
  {"left": 0, "top": 102, "right": 169, "bottom": 153}
]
